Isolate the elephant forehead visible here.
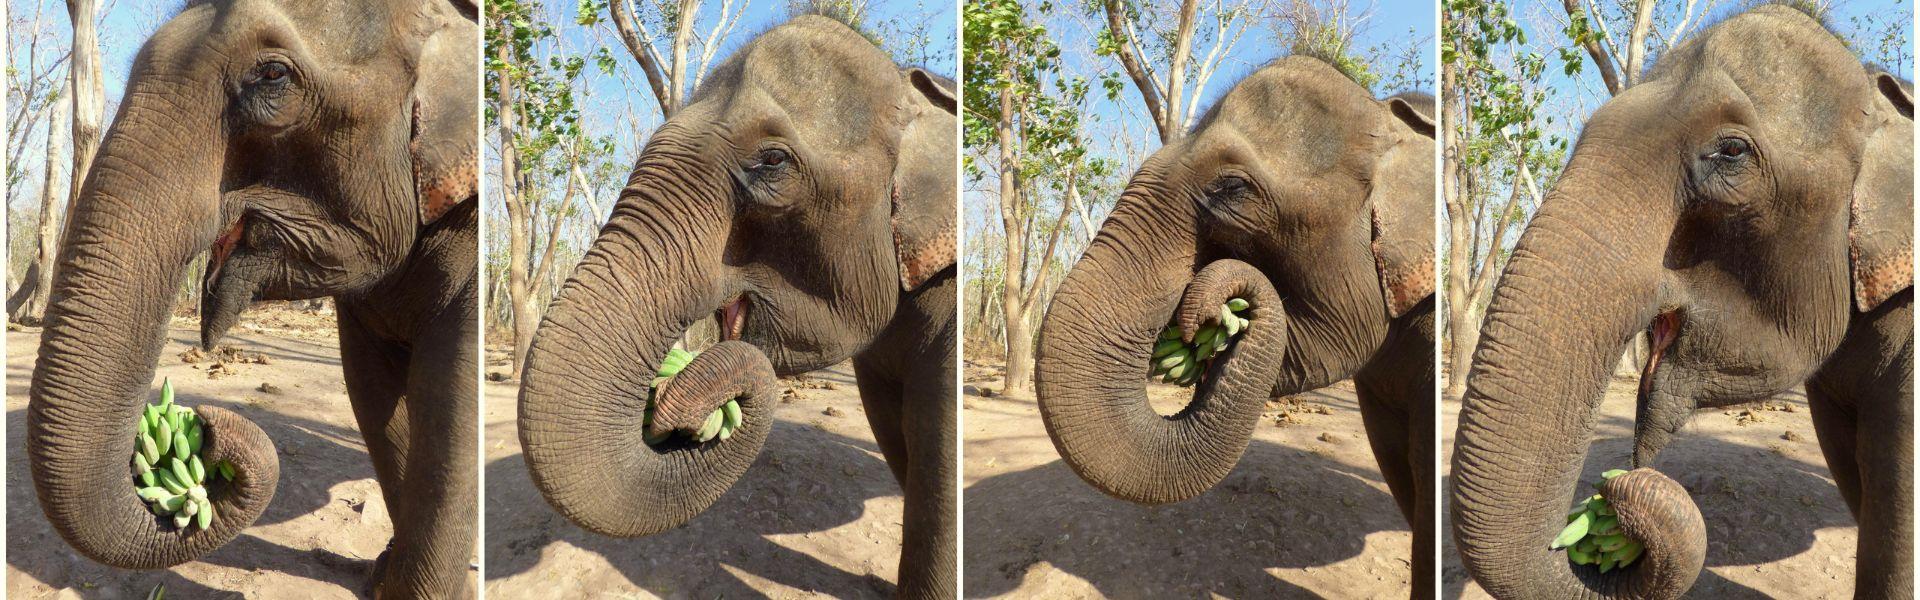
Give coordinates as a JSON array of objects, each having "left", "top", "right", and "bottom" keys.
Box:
[
  {"left": 1195, "top": 59, "right": 1378, "bottom": 171},
  {"left": 1648, "top": 6, "right": 1870, "bottom": 142},
  {"left": 175, "top": 0, "right": 408, "bottom": 66},
  {"left": 694, "top": 16, "right": 900, "bottom": 149}
]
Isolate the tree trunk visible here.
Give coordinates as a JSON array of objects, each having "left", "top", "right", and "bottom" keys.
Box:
[
  {"left": 21, "top": 78, "right": 72, "bottom": 323},
  {"left": 1103, "top": 0, "right": 1171, "bottom": 143},
  {"left": 67, "top": 0, "right": 102, "bottom": 228},
  {"left": 996, "top": 55, "right": 1033, "bottom": 392},
  {"left": 1623, "top": 0, "right": 1655, "bottom": 88},
  {"left": 1161, "top": 0, "right": 1200, "bottom": 139},
  {"left": 668, "top": 0, "right": 700, "bottom": 113},
  {"left": 1441, "top": 11, "right": 1474, "bottom": 400},
  {"left": 496, "top": 25, "right": 536, "bottom": 380}
]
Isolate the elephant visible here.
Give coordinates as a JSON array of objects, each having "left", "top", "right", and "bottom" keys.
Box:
[
  {"left": 1449, "top": 5, "right": 1912, "bottom": 599},
  {"left": 24, "top": 0, "right": 479, "bottom": 597},
  {"left": 513, "top": 15, "right": 958, "bottom": 599},
  {"left": 1032, "top": 56, "right": 1438, "bottom": 597}
]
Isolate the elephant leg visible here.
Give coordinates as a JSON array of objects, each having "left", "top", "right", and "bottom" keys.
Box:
[
  {"left": 1807, "top": 293, "right": 1912, "bottom": 600},
  {"left": 1806, "top": 386, "right": 1863, "bottom": 516},
  {"left": 1354, "top": 300, "right": 1434, "bottom": 600},
  {"left": 852, "top": 359, "right": 910, "bottom": 486},
  {"left": 895, "top": 360, "right": 956, "bottom": 600},
  {"left": 339, "top": 301, "right": 478, "bottom": 599},
  {"left": 390, "top": 303, "right": 479, "bottom": 599},
  {"left": 337, "top": 304, "right": 415, "bottom": 589}
]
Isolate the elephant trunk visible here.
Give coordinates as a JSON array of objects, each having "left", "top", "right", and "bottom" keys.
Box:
[
  {"left": 1036, "top": 195, "right": 1289, "bottom": 504},
  {"left": 518, "top": 145, "right": 779, "bottom": 537},
  {"left": 27, "top": 90, "right": 279, "bottom": 568},
  {"left": 1451, "top": 167, "right": 1705, "bottom": 598}
]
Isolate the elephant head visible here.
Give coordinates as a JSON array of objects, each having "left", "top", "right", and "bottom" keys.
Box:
[
  {"left": 1034, "top": 56, "right": 1435, "bottom": 505},
  {"left": 27, "top": 0, "right": 477, "bottom": 569},
  {"left": 516, "top": 15, "right": 956, "bottom": 537},
  {"left": 1451, "top": 6, "right": 1911, "bottom": 598}
]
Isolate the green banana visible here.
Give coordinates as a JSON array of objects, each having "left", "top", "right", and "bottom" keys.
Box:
[
  {"left": 189, "top": 456, "right": 206, "bottom": 484},
  {"left": 217, "top": 462, "right": 237, "bottom": 481},
  {"left": 171, "top": 431, "right": 190, "bottom": 461},
  {"left": 186, "top": 423, "right": 203, "bottom": 455},
  {"left": 1590, "top": 516, "right": 1619, "bottom": 536},
  {"left": 1612, "top": 541, "right": 1644, "bottom": 566},
  {"left": 1558, "top": 468, "right": 1648, "bottom": 571},
  {"left": 1566, "top": 547, "right": 1595, "bottom": 565},
  {"left": 160, "top": 494, "right": 187, "bottom": 513},
  {"left": 137, "top": 487, "right": 172, "bottom": 502},
  {"left": 1193, "top": 340, "right": 1217, "bottom": 361},
  {"left": 141, "top": 432, "right": 161, "bottom": 465},
  {"left": 723, "top": 400, "right": 743, "bottom": 431},
  {"left": 195, "top": 500, "right": 213, "bottom": 530},
  {"left": 173, "top": 513, "right": 191, "bottom": 529},
  {"left": 1156, "top": 348, "right": 1190, "bottom": 371},
  {"left": 1551, "top": 511, "right": 1590, "bottom": 549},
  {"left": 140, "top": 471, "right": 158, "bottom": 487},
  {"left": 155, "top": 420, "right": 173, "bottom": 456},
  {"left": 1160, "top": 327, "right": 1182, "bottom": 341},
  {"left": 1165, "top": 360, "right": 1190, "bottom": 381},
  {"left": 169, "top": 458, "right": 193, "bottom": 488},
  {"left": 1595, "top": 534, "right": 1629, "bottom": 553},
  {"left": 696, "top": 409, "right": 724, "bottom": 442},
  {"left": 158, "top": 468, "right": 188, "bottom": 495},
  {"left": 1227, "top": 298, "right": 1249, "bottom": 312}
]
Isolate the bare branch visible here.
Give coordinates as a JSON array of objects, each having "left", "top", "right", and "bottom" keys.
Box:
[
  {"left": 1563, "top": 0, "right": 1622, "bottom": 95},
  {"left": 1103, "top": 0, "right": 1172, "bottom": 143},
  {"left": 1160, "top": 0, "right": 1201, "bottom": 142},
  {"left": 1622, "top": 0, "right": 1654, "bottom": 88},
  {"left": 667, "top": 0, "right": 702, "bottom": 112},
  {"left": 608, "top": 0, "right": 675, "bottom": 115},
  {"left": 691, "top": 0, "right": 747, "bottom": 91}
]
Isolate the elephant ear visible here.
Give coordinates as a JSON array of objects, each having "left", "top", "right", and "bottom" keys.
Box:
[
  {"left": 1850, "top": 71, "right": 1912, "bottom": 313},
  {"left": 409, "top": 0, "right": 480, "bottom": 226},
  {"left": 1369, "top": 93, "right": 1436, "bottom": 318},
  {"left": 892, "top": 68, "right": 957, "bottom": 291}
]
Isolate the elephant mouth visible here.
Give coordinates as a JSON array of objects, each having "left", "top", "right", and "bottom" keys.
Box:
[
  {"left": 1640, "top": 310, "right": 1683, "bottom": 395},
  {"left": 714, "top": 295, "right": 749, "bottom": 341}
]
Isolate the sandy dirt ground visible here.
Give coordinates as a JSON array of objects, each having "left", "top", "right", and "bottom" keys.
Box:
[
  {"left": 961, "top": 360, "right": 1413, "bottom": 599},
  {"left": 7, "top": 304, "right": 478, "bottom": 599},
  {"left": 482, "top": 346, "right": 913, "bottom": 599},
  {"left": 1442, "top": 373, "right": 1862, "bottom": 599}
]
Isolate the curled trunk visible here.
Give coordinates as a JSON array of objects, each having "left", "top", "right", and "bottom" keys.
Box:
[
  {"left": 519, "top": 162, "right": 778, "bottom": 536},
  {"left": 1036, "top": 240, "right": 1289, "bottom": 504},
  {"left": 27, "top": 95, "right": 279, "bottom": 567}
]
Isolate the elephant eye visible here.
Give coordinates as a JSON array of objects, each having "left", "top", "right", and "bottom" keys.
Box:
[
  {"left": 250, "top": 61, "right": 292, "bottom": 85},
  {"left": 1709, "top": 137, "right": 1752, "bottom": 161},
  {"left": 1207, "top": 176, "right": 1249, "bottom": 199},
  {"left": 751, "top": 148, "right": 791, "bottom": 170}
]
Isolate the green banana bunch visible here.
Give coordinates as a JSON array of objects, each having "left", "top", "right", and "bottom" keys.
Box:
[
  {"left": 1553, "top": 469, "right": 1645, "bottom": 572},
  {"left": 1147, "top": 298, "right": 1252, "bottom": 387},
  {"left": 642, "top": 348, "right": 745, "bottom": 447},
  {"left": 131, "top": 378, "right": 233, "bottom": 531}
]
